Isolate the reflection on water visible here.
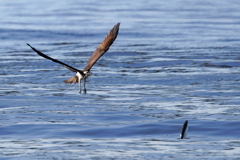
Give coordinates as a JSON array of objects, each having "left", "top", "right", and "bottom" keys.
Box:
[{"left": 1, "top": 0, "right": 240, "bottom": 159}]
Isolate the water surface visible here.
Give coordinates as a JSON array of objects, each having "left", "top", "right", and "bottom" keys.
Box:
[{"left": 1, "top": 0, "right": 240, "bottom": 159}]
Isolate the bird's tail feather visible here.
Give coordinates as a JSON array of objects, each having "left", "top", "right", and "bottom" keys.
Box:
[{"left": 63, "top": 75, "right": 78, "bottom": 84}]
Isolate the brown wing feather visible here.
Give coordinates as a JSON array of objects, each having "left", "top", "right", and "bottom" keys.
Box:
[
  {"left": 27, "top": 43, "right": 83, "bottom": 74},
  {"left": 83, "top": 22, "right": 120, "bottom": 72}
]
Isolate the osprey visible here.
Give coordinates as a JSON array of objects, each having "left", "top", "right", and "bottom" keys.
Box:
[{"left": 27, "top": 22, "right": 120, "bottom": 93}]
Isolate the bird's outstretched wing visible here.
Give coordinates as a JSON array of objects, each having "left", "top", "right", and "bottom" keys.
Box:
[
  {"left": 27, "top": 43, "right": 81, "bottom": 73},
  {"left": 83, "top": 22, "right": 120, "bottom": 72}
]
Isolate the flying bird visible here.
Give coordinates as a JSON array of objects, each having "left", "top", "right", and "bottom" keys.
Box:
[{"left": 27, "top": 22, "right": 120, "bottom": 93}]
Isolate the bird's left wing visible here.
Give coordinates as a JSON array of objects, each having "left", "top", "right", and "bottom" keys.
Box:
[{"left": 83, "top": 22, "right": 120, "bottom": 72}]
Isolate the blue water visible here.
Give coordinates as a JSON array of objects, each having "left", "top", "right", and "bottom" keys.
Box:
[{"left": 1, "top": 0, "right": 240, "bottom": 159}]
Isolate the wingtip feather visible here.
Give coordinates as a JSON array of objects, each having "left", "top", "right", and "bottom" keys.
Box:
[{"left": 27, "top": 43, "right": 34, "bottom": 49}]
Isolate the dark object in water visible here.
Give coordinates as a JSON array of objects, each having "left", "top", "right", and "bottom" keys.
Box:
[{"left": 180, "top": 120, "right": 188, "bottom": 139}]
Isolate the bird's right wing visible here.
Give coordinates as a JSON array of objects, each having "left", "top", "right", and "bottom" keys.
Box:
[
  {"left": 27, "top": 43, "right": 81, "bottom": 73},
  {"left": 83, "top": 22, "right": 120, "bottom": 72}
]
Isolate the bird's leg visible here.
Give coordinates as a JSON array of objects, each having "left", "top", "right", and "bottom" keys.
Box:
[
  {"left": 83, "top": 79, "right": 87, "bottom": 94},
  {"left": 78, "top": 79, "right": 82, "bottom": 93}
]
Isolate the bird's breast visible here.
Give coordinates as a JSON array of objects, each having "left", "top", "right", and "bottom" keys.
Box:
[{"left": 76, "top": 72, "right": 83, "bottom": 80}]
